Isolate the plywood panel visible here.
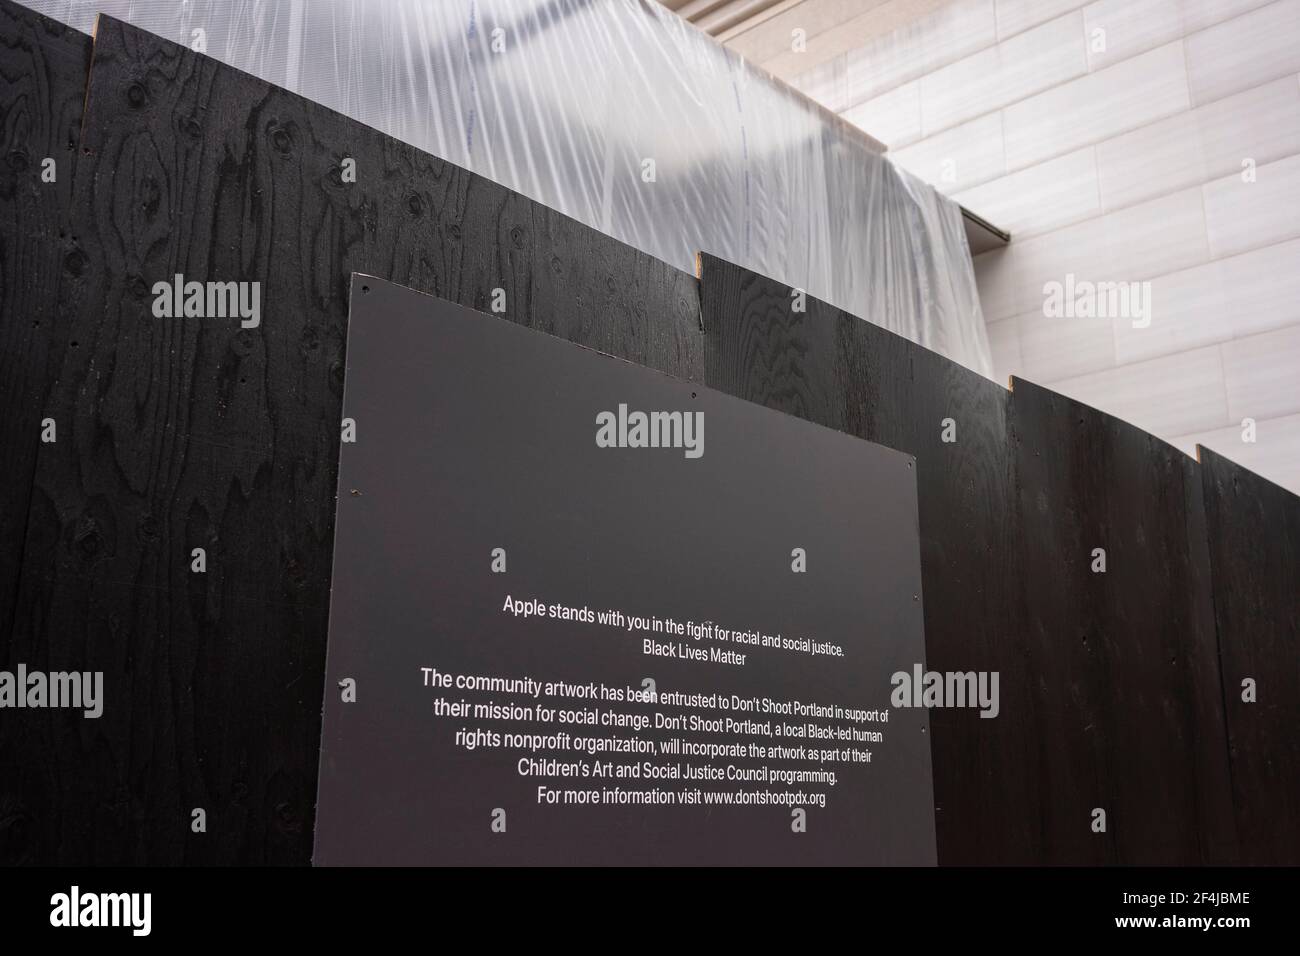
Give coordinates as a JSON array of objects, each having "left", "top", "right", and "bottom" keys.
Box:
[
  {"left": 0, "top": 0, "right": 93, "bottom": 869},
  {"left": 1010, "top": 377, "right": 1237, "bottom": 864},
  {"left": 1199, "top": 445, "right": 1300, "bottom": 863},
  {"left": 7, "top": 15, "right": 701, "bottom": 866},
  {"left": 1184, "top": 413, "right": 1300, "bottom": 496},
  {"left": 699, "top": 252, "right": 1038, "bottom": 864},
  {"left": 0, "top": 0, "right": 89, "bottom": 658}
]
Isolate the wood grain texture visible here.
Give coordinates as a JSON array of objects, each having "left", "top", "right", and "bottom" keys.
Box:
[
  {"left": 4, "top": 8, "right": 1297, "bottom": 868},
  {"left": 0, "top": 3, "right": 92, "bottom": 867},
  {"left": 1010, "top": 377, "right": 1237, "bottom": 864},
  {"left": 699, "top": 252, "right": 1038, "bottom": 864},
  {"left": 4, "top": 14, "right": 700, "bottom": 865},
  {"left": 0, "top": 0, "right": 89, "bottom": 661},
  {"left": 1199, "top": 446, "right": 1300, "bottom": 864}
]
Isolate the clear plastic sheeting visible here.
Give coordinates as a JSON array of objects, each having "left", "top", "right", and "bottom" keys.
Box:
[{"left": 25, "top": 0, "right": 993, "bottom": 376}]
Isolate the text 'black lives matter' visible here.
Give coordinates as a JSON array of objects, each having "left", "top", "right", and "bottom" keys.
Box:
[{"left": 313, "top": 276, "right": 936, "bottom": 866}]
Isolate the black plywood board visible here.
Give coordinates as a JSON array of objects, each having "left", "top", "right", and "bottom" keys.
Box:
[
  {"left": 1010, "top": 378, "right": 1236, "bottom": 864},
  {"left": 5, "top": 14, "right": 700, "bottom": 865},
  {"left": 1199, "top": 445, "right": 1300, "bottom": 864},
  {"left": 0, "top": 0, "right": 89, "bottom": 654},
  {"left": 3, "top": 7, "right": 1297, "bottom": 869},
  {"left": 698, "top": 252, "right": 1037, "bottom": 864},
  {"left": 0, "top": 0, "right": 92, "bottom": 867}
]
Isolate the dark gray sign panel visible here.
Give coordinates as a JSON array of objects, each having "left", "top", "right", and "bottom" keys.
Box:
[{"left": 314, "top": 276, "right": 935, "bottom": 865}]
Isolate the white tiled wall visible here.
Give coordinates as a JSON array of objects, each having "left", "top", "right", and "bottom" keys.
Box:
[
  {"left": 890, "top": 112, "right": 1006, "bottom": 190},
  {"left": 994, "top": 0, "right": 1089, "bottom": 39},
  {"left": 1093, "top": 77, "right": 1300, "bottom": 211},
  {"left": 920, "top": 12, "right": 1089, "bottom": 135},
  {"left": 1001, "top": 42, "right": 1192, "bottom": 170},
  {"left": 955, "top": 147, "right": 1100, "bottom": 238},
  {"left": 777, "top": 0, "right": 1300, "bottom": 494}
]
